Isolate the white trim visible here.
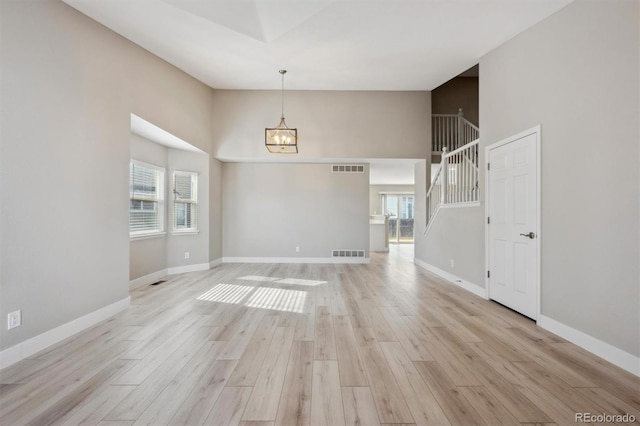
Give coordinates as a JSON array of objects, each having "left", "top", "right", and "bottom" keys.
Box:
[
  {"left": 414, "top": 258, "right": 488, "bottom": 299},
  {"left": 424, "top": 206, "right": 441, "bottom": 235},
  {"left": 130, "top": 231, "right": 167, "bottom": 241},
  {"left": 538, "top": 315, "right": 640, "bottom": 377},
  {"left": 167, "top": 263, "right": 210, "bottom": 275},
  {"left": 129, "top": 269, "right": 168, "bottom": 290},
  {"left": 485, "top": 125, "right": 542, "bottom": 321},
  {"left": 440, "top": 202, "right": 481, "bottom": 209},
  {"left": 209, "top": 258, "right": 223, "bottom": 269},
  {"left": 222, "top": 257, "right": 370, "bottom": 264},
  {"left": 0, "top": 297, "right": 130, "bottom": 371}
]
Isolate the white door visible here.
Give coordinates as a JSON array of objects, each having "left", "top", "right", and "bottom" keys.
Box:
[{"left": 487, "top": 130, "right": 539, "bottom": 319}]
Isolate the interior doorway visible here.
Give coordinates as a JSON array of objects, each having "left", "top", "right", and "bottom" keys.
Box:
[{"left": 382, "top": 194, "right": 414, "bottom": 244}]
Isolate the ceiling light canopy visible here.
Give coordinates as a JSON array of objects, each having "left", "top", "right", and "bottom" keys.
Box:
[{"left": 265, "top": 70, "right": 298, "bottom": 154}]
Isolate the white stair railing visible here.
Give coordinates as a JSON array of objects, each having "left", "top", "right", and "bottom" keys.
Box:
[
  {"left": 426, "top": 163, "right": 443, "bottom": 228},
  {"left": 445, "top": 141, "right": 479, "bottom": 204},
  {"left": 432, "top": 108, "right": 479, "bottom": 152},
  {"left": 425, "top": 139, "right": 480, "bottom": 233}
]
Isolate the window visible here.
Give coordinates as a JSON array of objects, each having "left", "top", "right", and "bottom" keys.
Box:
[
  {"left": 129, "top": 160, "right": 165, "bottom": 237},
  {"left": 173, "top": 171, "right": 198, "bottom": 232}
]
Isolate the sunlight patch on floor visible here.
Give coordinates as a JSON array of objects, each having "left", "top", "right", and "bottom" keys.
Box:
[
  {"left": 276, "top": 278, "right": 327, "bottom": 286},
  {"left": 196, "top": 283, "right": 307, "bottom": 313},
  {"left": 196, "top": 283, "right": 253, "bottom": 304},
  {"left": 245, "top": 287, "right": 307, "bottom": 313},
  {"left": 237, "top": 275, "right": 281, "bottom": 282}
]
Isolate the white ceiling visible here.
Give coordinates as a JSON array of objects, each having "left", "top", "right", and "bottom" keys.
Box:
[{"left": 62, "top": 0, "right": 573, "bottom": 91}]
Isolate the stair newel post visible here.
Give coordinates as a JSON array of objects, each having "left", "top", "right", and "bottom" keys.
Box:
[
  {"left": 457, "top": 108, "right": 464, "bottom": 150},
  {"left": 441, "top": 147, "right": 448, "bottom": 204}
]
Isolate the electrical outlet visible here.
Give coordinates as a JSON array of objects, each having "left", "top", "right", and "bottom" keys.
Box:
[
  {"left": 295, "top": 246, "right": 300, "bottom": 253},
  {"left": 7, "top": 310, "right": 21, "bottom": 330},
  {"left": 450, "top": 259, "right": 455, "bottom": 267},
  {"left": 185, "top": 251, "right": 190, "bottom": 259}
]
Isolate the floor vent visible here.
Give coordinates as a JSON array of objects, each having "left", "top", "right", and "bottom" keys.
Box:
[
  {"left": 331, "top": 164, "right": 365, "bottom": 173},
  {"left": 332, "top": 250, "right": 366, "bottom": 258},
  {"left": 150, "top": 280, "right": 166, "bottom": 286}
]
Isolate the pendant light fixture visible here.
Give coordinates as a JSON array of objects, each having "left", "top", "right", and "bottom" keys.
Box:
[{"left": 265, "top": 70, "right": 298, "bottom": 153}]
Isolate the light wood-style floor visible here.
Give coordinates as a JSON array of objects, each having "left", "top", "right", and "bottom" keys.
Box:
[{"left": 1, "top": 245, "right": 638, "bottom": 425}]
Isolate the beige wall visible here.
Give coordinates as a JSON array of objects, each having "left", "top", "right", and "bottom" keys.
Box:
[
  {"left": 0, "top": 0, "right": 218, "bottom": 351},
  {"left": 212, "top": 90, "right": 431, "bottom": 161},
  {"left": 223, "top": 163, "right": 369, "bottom": 259}
]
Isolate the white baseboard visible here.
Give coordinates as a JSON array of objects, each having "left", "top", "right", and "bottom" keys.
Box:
[
  {"left": 414, "top": 258, "right": 488, "bottom": 299},
  {"left": 0, "top": 296, "right": 130, "bottom": 371},
  {"left": 209, "top": 258, "right": 223, "bottom": 269},
  {"left": 167, "top": 262, "right": 210, "bottom": 275},
  {"left": 222, "top": 257, "right": 370, "bottom": 264},
  {"left": 129, "top": 269, "right": 168, "bottom": 289},
  {"left": 538, "top": 315, "right": 640, "bottom": 377}
]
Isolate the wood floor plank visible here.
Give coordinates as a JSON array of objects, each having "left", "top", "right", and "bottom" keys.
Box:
[
  {"left": 354, "top": 328, "right": 414, "bottom": 424},
  {"left": 458, "top": 386, "right": 520, "bottom": 426},
  {"left": 114, "top": 323, "right": 210, "bottom": 385},
  {"left": 129, "top": 341, "right": 224, "bottom": 425},
  {"left": 20, "top": 359, "right": 133, "bottom": 426},
  {"left": 218, "top": 308, "right": 267, "bottom": 360},
  {"left": 242, "top": 327, "right": 295, "bottom": 421},
  {"left": 379, "top": 308, "right": 434, "bottom": 362},
  {"left": 413, "top": 361, "right": 484, "bottom": 426},
  {"left": 465, "top": 356, "right": 552, "bottom": 423},
  {"left": 204, "top": 386, "right": 253, "bottom": 426},
  {"left": 341, "top": 387, "right": 381, "bottom": 426},
  {"left": 227, "top": 315, "right": 280, "bottom": 387},
  {"left": 310, "top": 360, "right": 345, "bottom": 426},
  {"left": 275, "top": 341, "right": 313, "bottom": 426},
  {"left": 168, "top": 360, "right": 238, "bottom": 425},
  {"left": 379, "top": 342, "right": 450, "bottom": 425},
  {"left": 104, "top": 332, "right": 218, "bottom": 421},
  {"left": 314, "top": 306, "right": 337, "bottom": 360},
  {"left": 333, "top": 315, "right": 368, "bottom": 386}
]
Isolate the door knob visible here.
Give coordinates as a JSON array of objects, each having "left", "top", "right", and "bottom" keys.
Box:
[{"left": 519, "top": 232, "right": 536, "bottom": 239}]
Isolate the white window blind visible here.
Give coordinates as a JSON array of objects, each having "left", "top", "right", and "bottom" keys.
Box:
[
  {"left": 130, "top": 160, "right": 165, "bottom": 236},
  {"left": 173, "top": 171, "right": 198, "bottom": 232}
]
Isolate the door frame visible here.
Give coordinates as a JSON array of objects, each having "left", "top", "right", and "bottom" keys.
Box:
[{"left": 484, "top": 125, "right": 541, "bottom": 321}]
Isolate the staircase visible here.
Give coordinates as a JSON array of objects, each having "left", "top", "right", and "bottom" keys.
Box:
[{"left": 426, "top": 108, "right": 479, "bottom": 233}]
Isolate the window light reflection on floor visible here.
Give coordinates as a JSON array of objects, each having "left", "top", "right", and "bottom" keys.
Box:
[
  {"left": 196, "top": 283, "right": 307, "bottom": 313},
  {"left": 245, "top": 287, "right": 307, "bottom": 313},
  {"left": 196, "top": 283, "right": 253, "bottom": 304},
  {"left": 237, "top": 275, "right": 281, "bottom": 282}
]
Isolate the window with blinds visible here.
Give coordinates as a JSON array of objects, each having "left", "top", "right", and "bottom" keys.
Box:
[
  {"left": 129, "top": 160, "right": 165, "bottom": 237},
  {"left": 173, "top": 171, "right": 198, "bottom": 232}
]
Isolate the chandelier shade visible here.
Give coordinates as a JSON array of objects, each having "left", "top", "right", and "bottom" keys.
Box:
[{"left": 265, "top": 70, "right": 298, "bottom": 154}]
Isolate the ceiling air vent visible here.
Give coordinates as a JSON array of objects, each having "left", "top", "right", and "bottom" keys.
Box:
[
  {"left": 331, "top": 164, "right": 365, "bottom": 173},
  {"left": 332, "top": 249, "right": 366, "bottom": 258}
]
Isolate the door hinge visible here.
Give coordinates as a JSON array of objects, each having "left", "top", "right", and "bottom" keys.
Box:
[
  {"left": 487, "top": 162, "right": 490, "bottom": 171},
  {"left": 487, "top": 217, "right": 490, "bottom": 224},
  {"left": 487, "top": 270, "right": 490, "bottom": 278}
]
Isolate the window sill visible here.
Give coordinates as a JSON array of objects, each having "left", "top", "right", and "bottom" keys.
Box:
[
  {"left": 130, "top": 231, "right": 166, "bottom": 241},
  {"left": 171, "top": 230, "right": 199, "bottom": 236}
]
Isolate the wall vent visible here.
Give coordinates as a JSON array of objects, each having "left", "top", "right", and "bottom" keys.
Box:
[
  {"left": 332, "top": 249, "right": 366, "bottom": 258},
  {"left": 331, "top": 164, "right": 365, "bottom": 173}
]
